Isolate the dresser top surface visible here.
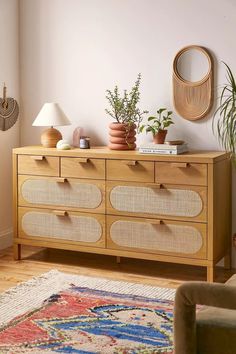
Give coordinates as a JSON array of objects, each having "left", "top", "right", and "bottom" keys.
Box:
[{"left": 13, "top": 146, "right": 230, "bottom": 163}]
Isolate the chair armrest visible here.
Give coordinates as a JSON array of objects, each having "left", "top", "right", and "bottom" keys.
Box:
[{"left": 174, "top": 281, "right": 236, "bottom": 354}]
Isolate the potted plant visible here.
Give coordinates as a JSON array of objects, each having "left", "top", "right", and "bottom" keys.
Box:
[
  {"left": 213, "top": 62, "right": 236, "bottom": 157},
  {"left": 105, "top": 73, "right": 148, "bottom": 150},
  {"left": 139, "top": 108, "right": 174, "bottom": 144}
]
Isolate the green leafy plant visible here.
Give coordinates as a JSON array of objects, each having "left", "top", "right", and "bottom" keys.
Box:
[
  {"left": 213, "top": 62, "right": 236, "bottom": 156},
  {"left": 139, "top": 108, "right": 174, "bottom": 136},
  {"left": 105, "top": 73, "right": 148, "bottom": 128}
]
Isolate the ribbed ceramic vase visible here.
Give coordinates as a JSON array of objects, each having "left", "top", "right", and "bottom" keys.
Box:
[{"left": 108, "top": 122, "right": 136, "bottom": 150}]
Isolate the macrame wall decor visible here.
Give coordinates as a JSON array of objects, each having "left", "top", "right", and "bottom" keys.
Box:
[{"left": 0, "top": 83, "right": 19, "bottom": 131}]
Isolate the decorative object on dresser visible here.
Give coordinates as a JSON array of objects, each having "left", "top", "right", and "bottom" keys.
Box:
[
  {"left": 56, "top": 139, "right": 71, "bottom": 150},
  {"left": 105, "top": 73, "right": 148, "bottom": 150},
  {"left": 72, "top": 126, "right": 83, "bottom": 147},
  {"left": 139, "top": 142, "right": 188, "bottom": 155},
  {"left": 108, "top": 122, "right": 137, "bottom": 150},
  {"left": 79, "top": 136, "right": 90, "bottom": 149},
  {"left": 139, "top": 108, "right": 174, "bottom": 144},
  {"left": 0, "top": 83, "right": 19, "bottom": 131},
  {"left": 13, "top": 146, "right": 231, "bottom": 282},
  {"left": 173, "top": 45, "right": 214, "bottom": 120},
  {"left": 32, "top": 103, "right": 71, "bottom": 148}
]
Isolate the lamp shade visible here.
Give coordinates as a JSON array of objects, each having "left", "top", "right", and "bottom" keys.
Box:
[{"left": 32, "top": 103, "right": 71, "bottom": 127}]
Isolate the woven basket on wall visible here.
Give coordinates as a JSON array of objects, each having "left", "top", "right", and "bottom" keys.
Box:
[{"left": 0, "top": 97, "right": 19, "bottom": 131}]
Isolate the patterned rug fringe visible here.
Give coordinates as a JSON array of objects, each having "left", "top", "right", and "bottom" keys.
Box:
[{"left": 0, "top": 269, "right": 175, "bottom": 327}]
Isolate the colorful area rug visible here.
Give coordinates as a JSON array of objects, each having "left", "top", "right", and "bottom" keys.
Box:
[{"left": 0, "top": 270, "right": 175, "bottom": 353}]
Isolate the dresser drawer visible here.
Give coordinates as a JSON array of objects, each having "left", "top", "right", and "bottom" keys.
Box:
[
  {"left": 107, "top": 181, "right": 207, "bottom": 222},
  {"left": 107, "top": 215, "right": 207, "bottom": 259},
  {"left": 155, "top": 162, "right": 207, "bottom": 186},
  {"left": 18, "top": 155, "right": 59, "bottom": 176},
  {"left": 61, "top": 157, "right": 105, "bottom": 179},
  {"left": 18, "top": 175, "right": 105, "bottom": 213},
  {"left": 19, "top": 207, "right": 105, "bottom": 247},
  {"left": 107, "top": 159, "right": 154, "bottom": 182}
]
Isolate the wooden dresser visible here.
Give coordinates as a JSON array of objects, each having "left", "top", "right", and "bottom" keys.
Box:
[{"left": 13, "top": 146, "right": 231, "bottom": 281}]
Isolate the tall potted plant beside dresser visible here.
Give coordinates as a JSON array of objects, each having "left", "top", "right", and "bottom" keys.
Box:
[
  {"left": 13, "top": 146, "right": 231, "bottom": 282},
  {"left": 212, "top": 62, "right": 236, "bottom": 268}
]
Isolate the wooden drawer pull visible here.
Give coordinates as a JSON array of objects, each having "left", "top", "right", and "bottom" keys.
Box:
[
  {"left": 30, "top": 155, "right": 45, "bottom": 161},
  {"left": 52, "top": 210, "right": 67, "bottom": 216},
  {"left": 78, "top": 158, "right": 89, "bottom": 163},
  {"left": 55, "top": 178, "right": 67, "bottom": 183},
  {"left": 170, "top": 162, "right": 189, "bottom": 168},
  {"left": 123, "top": 160, "right": 137, "bottom": 166},
  {"left": 146, "top": 219, "right": 162, "bottom": 225},
  {"left": 147, "top": 183, "right": 163, "bottom": 189}
]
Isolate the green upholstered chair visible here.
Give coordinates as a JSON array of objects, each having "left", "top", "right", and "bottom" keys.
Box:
[{"left": 174, "top": 274, "right": 236, "bottom": 354}]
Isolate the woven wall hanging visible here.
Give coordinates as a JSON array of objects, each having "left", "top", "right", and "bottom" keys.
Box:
[
  {"left": 173, "top": 45, "right": 213, "bottom": 121},
  {"left": 0, "top": 84, "right": 19, "bottom": 131}
]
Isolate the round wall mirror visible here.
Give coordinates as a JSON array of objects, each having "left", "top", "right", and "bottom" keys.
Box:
[
  {"left": 173, "top": 45, "right": 213, "bottom": 120},
  {"left": 176, "top": 48, "right": 210, "bottom": 83}
]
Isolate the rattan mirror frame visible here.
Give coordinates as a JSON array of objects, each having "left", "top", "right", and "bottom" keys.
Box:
[{"left": 173, "top": 45, "right": 213, "bottom": 121}]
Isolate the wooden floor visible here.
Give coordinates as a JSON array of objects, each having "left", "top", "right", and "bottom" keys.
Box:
[{"left": 0, "top": 245, "right": 234, "bottom": 293}]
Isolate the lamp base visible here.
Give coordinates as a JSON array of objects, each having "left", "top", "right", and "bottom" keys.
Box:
[{"left": 41, "top": 127, "right": 62, "bottom": 148}]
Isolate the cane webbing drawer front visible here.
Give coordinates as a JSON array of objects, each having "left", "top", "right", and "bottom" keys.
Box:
[
  {"left": 61, "top": 157, "right": 105, "bottom": 180},
  {"left": 19, "top": 207, "right": 105, "bottom": 247},
  {"left": 18, "top": 155, "right": 59, "bottom": 176},
  {"left": 155, "top": 162, "right": 207, "bottom": 186},
  {"left": 107, "top": 216, "right": 207, "bottom": 259},
  {"left": 107, "top": 181, "right": 207, "bottom": 222},
  {"left": 18, "top": 175, "right": 105, "bottom": 213},
  {"left": 106, "top": 159, "right": 154, "bottom": 182}
]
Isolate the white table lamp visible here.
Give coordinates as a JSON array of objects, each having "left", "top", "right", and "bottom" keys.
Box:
[{"left": 32, "top": 103, "right": 71, "bottom": 147}]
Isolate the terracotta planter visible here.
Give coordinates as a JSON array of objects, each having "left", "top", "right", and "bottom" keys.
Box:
[
  {"left": 108, "top": 122, "right": 136, "bottom": 150},
  {"left": 153, "top": 129, "right": 167, "bottom": 144}
]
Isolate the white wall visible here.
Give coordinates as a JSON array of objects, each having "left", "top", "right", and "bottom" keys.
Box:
[
  {"left": 19, "top": 0, "right": 236, "bottom": 264},
  {"left": 0, "top": 0, "right": 20, "bottom": 248}
]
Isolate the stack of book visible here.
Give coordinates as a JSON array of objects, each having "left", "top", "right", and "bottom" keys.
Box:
[{"left": 139, "top": 143, "right": 188, "bottom": 155}]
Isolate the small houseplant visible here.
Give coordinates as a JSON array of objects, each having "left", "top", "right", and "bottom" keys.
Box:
[
  {"left": 213, "top": 62, "right": 236, "bottom": 158},
  {"left": 139, "top": 108, "right": 174, "bottom": 144},
  {"left": 105, "top": 73, "right": 148, "bottom": 150}
]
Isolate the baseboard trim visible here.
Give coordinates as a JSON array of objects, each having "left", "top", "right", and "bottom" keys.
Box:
[{"left": 0, "top": 228, "right": 13, "bottom": 250}]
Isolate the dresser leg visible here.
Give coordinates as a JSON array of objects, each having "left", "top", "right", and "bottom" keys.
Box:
[
  {"left": 224, "top": 250, "right": 231, "bottom": 270},
  {"left": 13, "top": 244, "right": 21, "bottom": 260},
  {"left": 116, "top": 256, "right": 121, "bottom": 264},
  {"left": 207, "top": 265, "right": 214, "bottom": 282}
]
